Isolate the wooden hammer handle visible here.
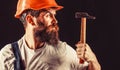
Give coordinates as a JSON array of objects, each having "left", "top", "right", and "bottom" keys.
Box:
[
  {"left": 80, "top": 17, "right": 86, "bottom": 63},
  {"left": 80, "top": 17, "right": 86, "bottom": 44}
]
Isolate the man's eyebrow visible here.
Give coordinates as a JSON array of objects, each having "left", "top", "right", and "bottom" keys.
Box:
[{"left": 45, "top": 10, "right": 56, "bottom": 15}]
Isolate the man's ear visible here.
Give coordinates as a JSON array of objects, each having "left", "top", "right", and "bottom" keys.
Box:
[{"left": 26, "top": 14, "right": 35, "bottom": 25}]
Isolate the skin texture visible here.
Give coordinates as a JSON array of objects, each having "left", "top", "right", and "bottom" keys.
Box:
[
  {"left": 24, "top": 8, "right": 101, "bottom": 70},
  {"left": 76, "top": 42, "right": 101, "bottom": 70}
]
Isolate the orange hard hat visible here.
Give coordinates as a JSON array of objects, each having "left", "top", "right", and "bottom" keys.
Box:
[{"left": 15, "top": 0, "right": 63, "bottom": 18}]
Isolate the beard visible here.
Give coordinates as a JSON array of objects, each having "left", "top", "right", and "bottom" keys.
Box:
[{"left": 34, "top": 20, "right": 59, "bottom": 46}]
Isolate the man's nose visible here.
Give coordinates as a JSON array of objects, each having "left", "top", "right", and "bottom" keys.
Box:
[{"left": 52, "top": 16, "right": 58, "bottom": 25}]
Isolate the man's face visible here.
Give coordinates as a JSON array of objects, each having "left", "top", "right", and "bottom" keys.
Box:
[{"left": 33, "top": 9, "right": 59, "bottom": 46}]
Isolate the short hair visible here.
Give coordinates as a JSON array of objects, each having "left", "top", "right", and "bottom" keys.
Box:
[
  {"left": 19, "top": 9, "right": 48, "bottom": 26},
  {"left": 19, "top": 9, "right": 40, "bottom": 24}
]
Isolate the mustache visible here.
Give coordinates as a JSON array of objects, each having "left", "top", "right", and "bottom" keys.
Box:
[
  {"left": 46, "top": 24, "right": 59, "bottom": 32},
  {"left": 37, "top": 20, "right": 59, "bottom": 32}
]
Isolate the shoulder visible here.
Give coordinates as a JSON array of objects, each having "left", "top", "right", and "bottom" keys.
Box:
[
  {"left": 58, "top": 41, "right": 76, "bottom": 55},
  {"left": 59, "top": 41, "right": 78, "bottom": 59},
  {"left": 0, "top": 43, "right": 13, "bottom": 57},
  {"left": 49, "top": 41, "right": 75, "bottom": 53},
  {"left": 56, "top": 41, "right": 78, "bottom": 60},
  {"left": 0, "top": 36, "right": 24, "bottom": 69},
  {"left": 0, "top": 43, "right": 15, "bottom": 61},
  {"left": 0, "top": 43, "right": 15, "bottom": 69},
  {"left": 45, "top": 41, "right": 74, "bottom": 56},
  {"left": 0, "top": 36, "right": 24, "bottom": 57}
]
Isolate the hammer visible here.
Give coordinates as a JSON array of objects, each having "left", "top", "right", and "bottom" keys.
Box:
[{"left": 75, "top": 12, "right": 96, "bottom": 63}]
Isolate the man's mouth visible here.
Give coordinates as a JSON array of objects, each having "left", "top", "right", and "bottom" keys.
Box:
[{"left": 47, "top": 25, "right": 59, "bottom": 32}]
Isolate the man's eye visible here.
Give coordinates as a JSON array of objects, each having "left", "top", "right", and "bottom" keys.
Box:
[{"left": 45, "top": 13, "right": 51, "bottom": 17}]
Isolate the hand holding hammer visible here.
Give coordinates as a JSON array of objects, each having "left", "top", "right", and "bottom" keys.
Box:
[{"left": 75, "top": 12, "right": 95, "bottom": 63}]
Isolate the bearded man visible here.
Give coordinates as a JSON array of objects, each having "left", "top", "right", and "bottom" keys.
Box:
[{"left": 0, "top": 0, "right": 101, "bottom": 70}]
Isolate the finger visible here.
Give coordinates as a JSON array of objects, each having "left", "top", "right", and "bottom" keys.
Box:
[
  {"left": 76, "top": 43, "right": 85, "bottom": 48},
  {"left": 76, "top": 47, "right": 85, "bottom": 52},
  {"left": 84, "top": 44, "right": 96, "bottom": 62},
  {"left": 76, "top": 51, "right": 82, "bottom": 54},
  {"left": 77, "top": 54, "right": 83, "bottom": 58},
  {"left": 76, "top": 51, "right": 84, "bottom": 58},
  {"left": 84, "top": 50, "right": 92, "bottom": 62},
  {"left": 76, "top": 48, "right": 85, "bottom": 58}
]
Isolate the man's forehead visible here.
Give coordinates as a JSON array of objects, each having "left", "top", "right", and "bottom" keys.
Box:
[
  {"left": 38, "top": 8, "right": 57, "bottom": 16},
  {"left": 47, "top": 8, "right": 57, "bottom": 14}
]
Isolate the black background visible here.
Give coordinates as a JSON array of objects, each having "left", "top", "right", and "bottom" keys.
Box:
[{"left": 0, "top": 0, "right": 120, "bottom": 70}]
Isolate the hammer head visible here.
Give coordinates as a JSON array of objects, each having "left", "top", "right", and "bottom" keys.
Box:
[{"left": 75, "top": 12, "right": 96, "bottom": 19}]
